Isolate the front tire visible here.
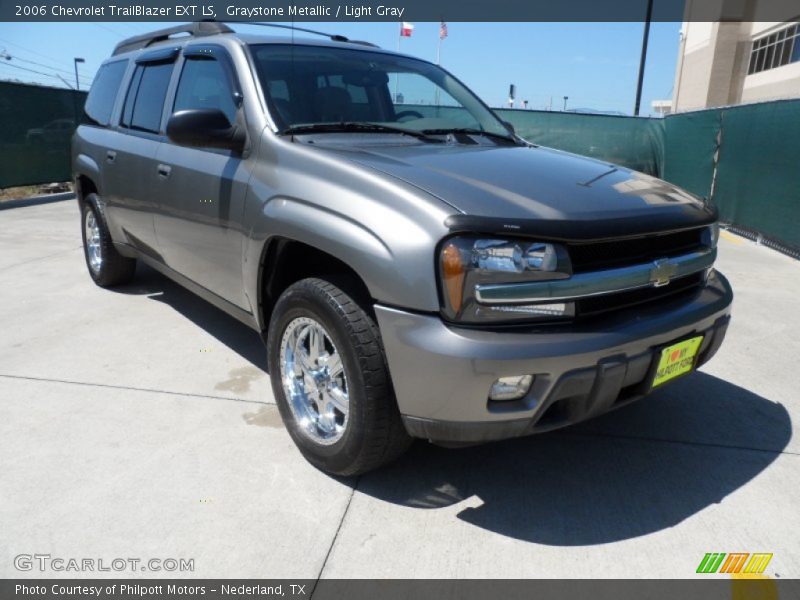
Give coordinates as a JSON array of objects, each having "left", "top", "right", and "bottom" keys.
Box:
[
  {"left": 81, "top": 194, "right": 136, "bottom": 287},
  {"left": 267, "top": 277, "right": 411, "bottom": 476}
]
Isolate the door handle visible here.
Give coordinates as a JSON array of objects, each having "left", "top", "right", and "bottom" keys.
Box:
[
  {"left": 157, "top": 164, "right": 172, "bottom": 179},
  {"left": 106, "top": 150, "right": 116, "bottom": 164}
]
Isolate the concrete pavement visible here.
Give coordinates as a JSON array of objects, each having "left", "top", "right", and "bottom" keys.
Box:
[{"left": 1, "top": 201, "right": 798, "bottom": 578}]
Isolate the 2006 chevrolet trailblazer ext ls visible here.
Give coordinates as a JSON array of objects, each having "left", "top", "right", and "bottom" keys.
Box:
[{"left": 73, "top": 23, "right": 733, "bottom": 475}]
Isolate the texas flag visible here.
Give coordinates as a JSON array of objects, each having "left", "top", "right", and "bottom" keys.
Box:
[{"left": 400, "top": 22, "right": 414, "bottom": 37}]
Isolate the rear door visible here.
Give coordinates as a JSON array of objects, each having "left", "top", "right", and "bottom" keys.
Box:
[
  {"left": 153, "top": 45, "right": 251, "bottom": 309},
  {"left": 104, "top": 48, "right": 178, "bottom": 258}
]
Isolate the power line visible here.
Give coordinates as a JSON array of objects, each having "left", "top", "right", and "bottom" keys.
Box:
[
  {"left": 92, "top": 23, "right": 127, "bottom": 39},
  {"left": 0, "top": 36, "right": 77, "bottom": 71},
  {"left": 0, "top": 62, "right": 91, "bottom": 89},
  {"left": 1, "top": 53, "right": 92, "bottom": 83},
  {"left": 0, "top": 60, "right": 60, "bottom": 79}
]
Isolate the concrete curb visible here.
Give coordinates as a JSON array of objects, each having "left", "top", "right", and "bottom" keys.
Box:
[{"left": 0, "top": 192, "right": 75, "bottom": 211}]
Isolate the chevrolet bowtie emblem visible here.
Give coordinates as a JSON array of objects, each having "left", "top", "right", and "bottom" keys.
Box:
[{"left": 650, "top": 258, "right": 678, "bottom": 287}]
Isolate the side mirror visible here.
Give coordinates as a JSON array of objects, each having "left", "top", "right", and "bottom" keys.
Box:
[
  {"left": 166, "top": 109, "right": 245, "bottom": 152},
  {"left": 502, "top": 120, "right": 516, "bottom": 135}
]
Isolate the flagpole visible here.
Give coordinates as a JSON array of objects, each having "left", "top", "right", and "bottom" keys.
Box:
[
  {"left": 435, "top": 22, "right": 444, "bottom": 106},
  {"left": 434, "top": 34, "right": 441, "bottom": 106},
  {"left": 394, "top": 22, "right": 400, "bottom": 103}
]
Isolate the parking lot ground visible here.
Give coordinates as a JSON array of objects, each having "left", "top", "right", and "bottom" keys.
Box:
[{"left": 1, "top": 200, "right": 798, "bottom": 578}]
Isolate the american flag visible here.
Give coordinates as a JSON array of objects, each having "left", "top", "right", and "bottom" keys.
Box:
[{"left": 439, "top": 21, "right": 448, "bottom": 40}]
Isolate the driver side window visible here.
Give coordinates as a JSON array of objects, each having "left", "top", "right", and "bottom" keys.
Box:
[{"left": 173, "top": 56, "right": 238, "bottom": 124}]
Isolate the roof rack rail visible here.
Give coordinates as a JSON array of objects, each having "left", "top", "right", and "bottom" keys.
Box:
[
  {"left": 239, "top": 22, "right": 379, "bottom": 47},
  {"left": 344, "top": 40, "right": 381, "bottom": 48},
  {"left": 112, "top": 22, "right": 234, "bottom": 56}
]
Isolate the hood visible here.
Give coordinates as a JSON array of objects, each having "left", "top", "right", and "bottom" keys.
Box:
[{"left": 311, "top": 140, "right": 715, "bottom": 239}]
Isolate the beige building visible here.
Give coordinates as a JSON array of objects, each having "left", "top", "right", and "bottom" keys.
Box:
[{"left": 672, "top": 20, "right": 800, "bottom": 112}]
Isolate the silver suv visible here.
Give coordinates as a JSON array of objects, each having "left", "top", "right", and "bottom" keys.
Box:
[{"left": 73, "top": 22, "right": 733, "bottom": 475}]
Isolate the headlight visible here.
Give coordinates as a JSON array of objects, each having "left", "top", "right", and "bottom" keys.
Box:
[{"left": 439, "top": 236, "right": 573, "bottom": 324}]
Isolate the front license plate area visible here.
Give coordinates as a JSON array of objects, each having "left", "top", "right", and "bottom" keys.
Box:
[{"left": 651, "top": 335, "right": 704, "bottom": 388}]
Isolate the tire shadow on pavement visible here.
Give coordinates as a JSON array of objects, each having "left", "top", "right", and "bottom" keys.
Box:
[{"left": 357, "top": 372, "right": 791, "bottom": 545}]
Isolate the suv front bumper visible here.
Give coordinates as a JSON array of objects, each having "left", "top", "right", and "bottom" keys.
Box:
[{"left": 375, "top": 270, "right": 733, "bottom": 443}]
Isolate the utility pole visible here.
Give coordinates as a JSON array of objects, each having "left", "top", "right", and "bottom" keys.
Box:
[
  {"left": 634, "top": 0, "right": 654, "bottom": 116},
  {"left": 563, "top": 96, "right": 569, "bottom": 111},
  {"left": 73, "top": 57, "right": 85, "bottom": 91}
]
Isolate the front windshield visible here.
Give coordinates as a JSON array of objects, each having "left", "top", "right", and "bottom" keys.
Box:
[{"left": 249, "top": 43, "right": 510, "bottom": 137}]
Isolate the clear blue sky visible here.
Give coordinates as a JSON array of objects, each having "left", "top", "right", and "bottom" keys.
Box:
[{"left": 0, "top": 21, "right": 681, "bottom": 116}]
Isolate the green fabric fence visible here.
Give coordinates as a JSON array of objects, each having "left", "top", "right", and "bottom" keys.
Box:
[
  {"left": 395, "top": 105, "right": 666, "bottom": 176},
  {"left": 496, "top": 109, "right": 665, "bottom": 177},
  {"left": 659, "top": 100, "right": 800, "bottom": 254},
  {"left": 0, "top": 82, "right": 86, "bottom": 189},
  {"left": 661, "top": 108, "right": 722, "bottom": 200},
  {"left": 709, "top": 100, "right": 800, "bottom": 253}
]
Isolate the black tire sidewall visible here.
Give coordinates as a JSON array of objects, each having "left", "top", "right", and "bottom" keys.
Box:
[{"left": 267, "top": 281, "right": 376, "bottom": 474}]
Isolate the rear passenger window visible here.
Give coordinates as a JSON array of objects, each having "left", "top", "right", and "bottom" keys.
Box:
[
  {"left": 121, "top": 62, "right": 174, "bottom": 133},
  {"left": 173, "top": 56, "right": 237, "bottom": 124},
  {"left": 83, "top": 59, "right": 128, "bottom": 127}
]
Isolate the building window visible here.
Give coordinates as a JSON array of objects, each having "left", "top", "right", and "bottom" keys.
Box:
[{"left": 748, "top": 24, "right": 799, "bottom": 75}]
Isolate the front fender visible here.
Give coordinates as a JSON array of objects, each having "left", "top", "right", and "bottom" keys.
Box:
[
  {"left": 241, "top": 135, "right": 453, "bottom": 329},
  {"left": 243, "top": 194, "right": 444, "bottom": 330}
]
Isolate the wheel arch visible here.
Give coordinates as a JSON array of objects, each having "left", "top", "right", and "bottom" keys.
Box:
[
  {"left": 73, "top": 152, "right": 102, "bottom": 207},
  {"left": 256, "top": 236, "right": 374, "bottom": 337},
  {"left": 75, "top": 174, "right": 98, "bottom": 207}
]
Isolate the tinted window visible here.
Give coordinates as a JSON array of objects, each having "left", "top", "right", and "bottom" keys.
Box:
[
  {"left": 173, "top": 57, "right": 237, "bottom": 123},
  {"left": 83, "top": 60, "right": 128, "bottom": 126},
  {"left": 122, "top": 62, "right": 174, "bottom": 133},
  {"left": 120, "top": 66, "right": 143, "bottom": 127}
]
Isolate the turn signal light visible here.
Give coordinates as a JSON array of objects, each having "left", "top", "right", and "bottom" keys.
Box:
[{"left": 441, "top": 242, "right": 465, "bottom": 313}]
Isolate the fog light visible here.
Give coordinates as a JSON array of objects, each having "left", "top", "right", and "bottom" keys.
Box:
[{"left": 489, "top": 375, "right": 534, "bottom": 401}]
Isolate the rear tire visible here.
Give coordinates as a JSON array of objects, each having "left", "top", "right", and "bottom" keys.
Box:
[
  {"left": 81, "top": 194, "right": 136, "bottom": 287},
  {"left": 267, "top": 276, "right": 412, "bottom": 476}
]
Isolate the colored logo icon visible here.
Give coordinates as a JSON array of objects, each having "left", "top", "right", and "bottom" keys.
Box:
[{"left": 697, "top": 553, "right": 773, "bottom": 574}]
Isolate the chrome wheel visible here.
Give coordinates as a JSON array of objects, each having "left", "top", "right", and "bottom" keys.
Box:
[
  {"left": 84, "top": 209, "right": 103, "bottom": 273},
  {"left": 279, "top": 316, "right": 349, "bottom": 445}
]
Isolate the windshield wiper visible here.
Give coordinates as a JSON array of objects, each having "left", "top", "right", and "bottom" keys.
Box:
[
  {"left": 280, "top": 122, "right": 441, "bottom": 142},
  {"left": 421, "top": 127, "right": 518, "bottom": 144}
]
